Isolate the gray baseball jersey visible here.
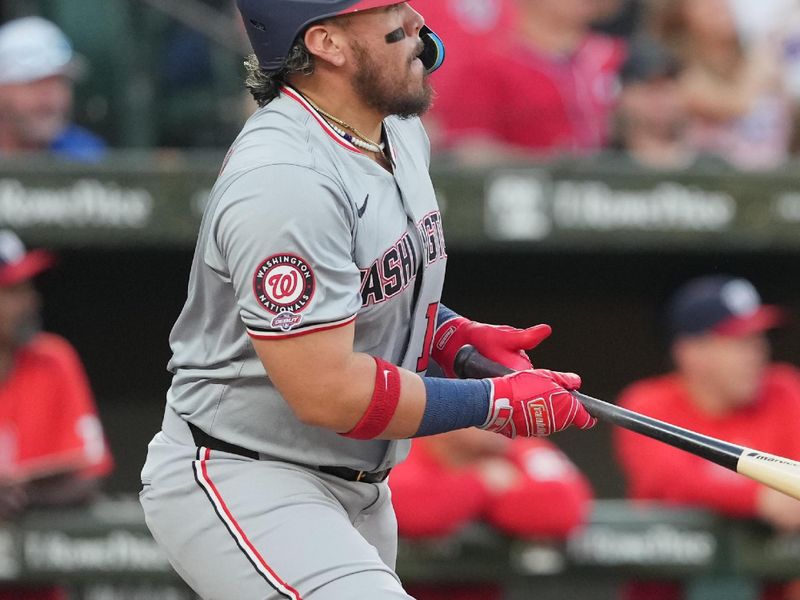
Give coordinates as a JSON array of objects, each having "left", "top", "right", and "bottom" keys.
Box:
[
  {"left": 142, "top": 85, "right": 448, "bottom": 599},
  {"left": 165, "top": 85, "right": 447, "bottom": 472}
]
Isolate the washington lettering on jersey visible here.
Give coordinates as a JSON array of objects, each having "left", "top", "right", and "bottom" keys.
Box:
[
  {"left": 360, "top": 211, "right": 446, "bottom": 307},
  {"left": 419, "top": 211, "right": 447, "bottom": 265}
]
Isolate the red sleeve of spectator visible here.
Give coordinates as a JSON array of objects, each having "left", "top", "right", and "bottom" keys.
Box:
[
  {"left": 614, "top": 382, "right": 760, "bottom": 517},
  {"left": 433, "top": 57, "right": 504, "bottom": 148},
  {"left": 484, "top": 439, "right": 593, "bottom": 538},
  {"left": 390, "top": 442, "right": 491, "bottom": 538},
  {"left": 21, "top": 335, "right": 114, "bottom": 480}
]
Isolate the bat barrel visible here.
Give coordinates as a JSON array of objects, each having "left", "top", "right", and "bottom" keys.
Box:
[{"left": 737, "top": 451, "right": 800, "bottom": 500}]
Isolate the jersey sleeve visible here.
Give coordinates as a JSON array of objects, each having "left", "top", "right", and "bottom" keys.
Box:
[{"left": 210, "top": 165, "right": 363, "bottom": 339}]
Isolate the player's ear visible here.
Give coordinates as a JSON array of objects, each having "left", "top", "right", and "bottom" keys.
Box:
[{"left": 304, "top": 22, "right": 348, "bottom": 69}]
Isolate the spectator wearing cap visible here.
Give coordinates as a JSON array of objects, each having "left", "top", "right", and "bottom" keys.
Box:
[
  {"left": 0, "top": 16, "right": 106, "bottom": 162},
  {"left": 0, "top": 231, "right": 113, "bottom": 600},
  {"left": 614, "top": 36, "right": 698, "bottom": 169},
  {"left": 614, "top": 275, "right": 800, "bottom": 600},
  {"left": 592, "top": 0, "right": 646, "bottom": 41}
]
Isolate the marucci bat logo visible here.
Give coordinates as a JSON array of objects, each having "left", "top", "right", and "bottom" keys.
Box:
[{"left": 745, "top": 451, "right": 800, "bottom": 467}]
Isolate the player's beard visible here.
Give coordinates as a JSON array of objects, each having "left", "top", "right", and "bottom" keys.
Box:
[{"left": 350, "top": 40, "right": 433, "bottom": 119}]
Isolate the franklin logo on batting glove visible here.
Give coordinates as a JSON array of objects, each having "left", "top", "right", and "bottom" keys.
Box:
[{"left": 483, "top": 370, "right": 596, "bottom": 438}]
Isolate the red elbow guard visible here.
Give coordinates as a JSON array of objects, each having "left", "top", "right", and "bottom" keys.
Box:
[{"left": 341, "top": 357, "right": 402, "bottom": 440}]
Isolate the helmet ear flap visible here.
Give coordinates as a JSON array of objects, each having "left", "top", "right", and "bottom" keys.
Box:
[{"left": 419, "top": 26, "right": 445, "bottom": 74}]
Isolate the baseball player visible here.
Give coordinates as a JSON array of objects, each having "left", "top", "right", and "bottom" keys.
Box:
[{"left": 140, "top": 2, "right": 596, "bottom": 599}]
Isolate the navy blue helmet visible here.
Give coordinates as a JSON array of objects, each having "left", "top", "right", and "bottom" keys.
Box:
[{"left": 236, "top": 0, "right": 444, "bottom": 74}]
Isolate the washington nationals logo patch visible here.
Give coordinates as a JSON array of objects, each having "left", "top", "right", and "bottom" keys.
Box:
[{"left": 253, "top": 254, "right": 315, "bottom": 330}]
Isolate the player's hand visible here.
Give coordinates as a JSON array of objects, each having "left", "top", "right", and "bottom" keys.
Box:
[
  {"left": 481, "top": 370, "right": 596, "bottom": 438},
  {"left": 432, "top": 317, "right": 552, "bottom": 378}
]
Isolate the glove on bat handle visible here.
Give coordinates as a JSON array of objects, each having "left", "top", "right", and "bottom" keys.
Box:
[
  {"left": 454, "top": 345, "right": 800, "bottom": 501},
  {"left": 453, "top": 345, "right": 750, "bottom": 473},
  {"left": 453, "top": 344, "right": 617, "bottom": 423}
]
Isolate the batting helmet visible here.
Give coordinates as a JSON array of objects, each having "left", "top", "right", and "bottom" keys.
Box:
[{"left": 236, "top": 0, "right": 445, "bottom": 74}]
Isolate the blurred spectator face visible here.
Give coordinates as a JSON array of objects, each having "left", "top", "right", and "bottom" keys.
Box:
[
  {"left": 0, "top": 281, "right": 40, "bottom": 349},
  {"left": 667, "top": 276, "right": 782, "bottom": 410},
  {"left": 519, "top": 0, "right": 596, "bottom": 27},
  {"left": 619, "top": 76, "right": 684, "bottom": 138},
  {"left": 675, "top": 332, "right": 770, "bottom": 408},
  {"left": 616, "top": 36, "right": 689, "bottom": 166},
  {"left": 0, "top": 17, "right": 81, "bottom": 151},
  {"left": 0, "top": 231, "right": 51, "bottom": 349},
  {"left": 0, "top": 75, "right": 73, "bottom": 148},
  {"left": 681, "top": 0, "right": 738, "bottom": 44}
]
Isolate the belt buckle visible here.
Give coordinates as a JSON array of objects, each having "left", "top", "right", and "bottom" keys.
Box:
[{"left": 355, "top": 470, "right": 367, "bottom": 482}]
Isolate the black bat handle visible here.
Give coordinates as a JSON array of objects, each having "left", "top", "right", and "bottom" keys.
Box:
[
  {"left": 452, "top": 344, "right": 743, "bottom": 471},
  {"left": 453, "top": 344, "right": 609, "bottom": 420},
  {"left": 454, "top": 344, "right": 513, "bottom": 377}
]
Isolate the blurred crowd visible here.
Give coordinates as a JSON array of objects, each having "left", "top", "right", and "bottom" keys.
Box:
[
  {"left": 3, "top": 1, "right": 800, "bottom": 599},
  {"left": 419, "top": 0, "right": 800, "bottom": 171},
  {"left": 4, "top": 0, "right": 800, "bottom": 172}
]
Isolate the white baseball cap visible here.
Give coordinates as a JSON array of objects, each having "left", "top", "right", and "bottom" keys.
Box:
[{"left": 0, "top": 16, "right": 83, "bottom": 85}]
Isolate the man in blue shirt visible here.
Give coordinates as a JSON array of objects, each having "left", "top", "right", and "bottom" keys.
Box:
[{"left": 0, "top": 17, "right": 106, "bottom": 162}]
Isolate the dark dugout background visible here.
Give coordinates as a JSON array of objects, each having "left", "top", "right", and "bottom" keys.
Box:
[{"left": 37, "top": 247, "right": 800, "bottom": 498}]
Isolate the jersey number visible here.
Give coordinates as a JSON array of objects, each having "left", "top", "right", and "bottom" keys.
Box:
[{"left": 416, "top": 302, "right": 438, "bottom": 372}]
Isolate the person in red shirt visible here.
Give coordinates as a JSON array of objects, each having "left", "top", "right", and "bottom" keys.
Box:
[
  {"left": 614, "top": 275, "right": 800, "bottom": 600},
  {"left": 434, "top": 0, "right": 626, "bottom": 163},
  {"left": 0, "top": 230, "right": 114, "bottom": 600},
  {"left": 391, "top": 426, "right": 593, "bottom": 600},
  {"left": 412, "top": 0, "right": 518, "bottom": 149}
]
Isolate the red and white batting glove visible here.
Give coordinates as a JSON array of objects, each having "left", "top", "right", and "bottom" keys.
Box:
[
  {"left": 432, "top": 317, "right": 552, "bottom": 378},
  {"left": 481, "top": 370, "right": 597, "bottom": 438}
]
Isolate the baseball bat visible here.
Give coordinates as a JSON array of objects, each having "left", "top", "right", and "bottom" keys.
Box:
[{"left": 454, "top": 344, "right": 800, "bottom": 501}]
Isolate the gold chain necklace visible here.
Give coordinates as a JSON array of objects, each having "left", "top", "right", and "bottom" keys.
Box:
[{"left": 302, "top": 94, "right": 386, "bottom": 153}]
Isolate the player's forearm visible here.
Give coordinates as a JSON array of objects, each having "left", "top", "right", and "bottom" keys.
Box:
[
  {"left": 252, "top": 325, "right": 490, "bottom": 439},
  {"left": 267, "top": 349, "right": 427, "bottom": 437},
  {"left": 279, "top": 355, "right": 493, "bottom": 439},
  {"left": 330, "top": 354, "right": 428, "bottom": 439},
  {"left": 301, "top": 357, "right": 487, "bottom": 440}
]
